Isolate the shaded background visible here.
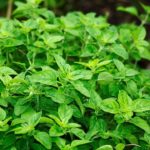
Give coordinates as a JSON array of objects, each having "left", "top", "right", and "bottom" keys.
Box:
[{"left": 0, "top": 0, "right": 150, "bottom": 22}]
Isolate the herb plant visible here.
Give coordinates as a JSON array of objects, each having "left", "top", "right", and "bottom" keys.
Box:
[{"left": 0, "top": 0, "right": 150, "bottom": 150}]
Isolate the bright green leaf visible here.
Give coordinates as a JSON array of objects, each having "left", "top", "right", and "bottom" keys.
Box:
[
  {"left": 58, "top": 104, "right": 73, "bottom": 124},
  {"left": 96, "top": 145, "right": 113, "bottom": 150},
  {"left": 100, "top": 98, "right": 119, "bottom": 114},
  {"left": 111, "top": 44, "right": 128, "bottom": 60},
  {"left": 130, "top": 117, "right": 150, "bottom": 134},
  {"left": 34, "top": 131, "right": 52, "bottom": 149}
]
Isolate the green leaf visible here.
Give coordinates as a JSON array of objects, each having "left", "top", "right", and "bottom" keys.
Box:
[
  {"left": 129, "top": 117, "right": 150, "bottom": 134},
  {"left": 119, "top": 28, "right": 132, "bottom": 43},
  {"left": 99, "top": 26, "right": 118, "bottom": 44},
  {"left": 32, "top": 143, "right": 46, "bottom": 150},
  {"left": 0, "top": 107, "right": 6, "bottom": 121},
  {"left": 14, "top": 103, "right": 30, "bottom": 116},
  {"left": 126, "top": 80, "right": 138, "bottom": 97},
  {"left": 96, "top": 145, "right": 113, "bottom": 150},
  {"left": 70, "top": 128, "right": 86, "bottom": 139},
  {"left": 45, "top": 87, "right": 65, "bottom": 103},
  {"left": 117, "top": 90, "right": 133, "bottom": 112},
  {"left": 71, "top": 140, "right": 90, "bottom": 148},
  {"left": 42, "top": 33, "right": 64, "bottom": 48},
  {"left": 66, "top": 123, "right": 81, "bottom": 128},
  {"left": 71, "top": 80, "right": 91, "bottom": 97},
  {"left": 132, "top": 27, "right": 146, "bottom": 41},
  {"left": 111, "top": 44, "right": 128, "bottom": 60},
  {"left": 58, "top": 104, "right": 73, "bottom": 124},
  {"left": 0, "top": 66, "right": 17, "bottom": 75},
  {"left": 81, "top": 44, "right": 97, "bottom": 57},
  {"left": 115, "top": 143, "right": 125, "bottom": 150},
  {"left": 100, "top": 98, "right": 119, "bottom": 114},
  {"left": 39, "top": 117, "right": 54, "bottom": 124},
  {"left": 115, "top": 112, "right": 133, "bottom": 123},
  {"left": 49, "top": 125, "right": 65, "bottom": 137},
  {"left": 0, "top": 98, "right": 8, "bottom": 107},
  {"left": 1, "top": 38, "right": 23, "bottom": 48},
  {"left": 54, "top": 54, "right": 69, "bottom": 73},
  {"left": 34, "top": 131, "right": 52, "bottom": 149},
  {"left": 47, "top": 114, "right": 63, "bottom": 126},
  {"left": 2, "top": 134, "right": 16, "bottom": 149},
  {"left": 125, "top": 69, "right": 139, "bottom": 77},
  {"left": 97, "top": 60, "right": 112, "bottom": 68},
  {"left": 29, "top": 67, "right": 57, "bottom": 86},
  {"left": 70, "top": 70, "right": 93, "bottom": 80},
  {"left": 27, "top": 0, "right": 43, "bottom": 5},
  {"left": 29, "top": 112, "right": 42, "bottom": 126},
  {"left": 98, "top": 72, "right": 113, "bottom": 83},
  {"left": 88, "top": 90, "right": 102, "bottom": 109},
  {"left": 113, "top": 59, "right": 125, "bottom": 72},
  {"left": 86, "top": 116, "right": 101, "bottom": 140},
  {"left": 132, "top": 99, "right": 150, "bottom": 112},
  {"left": 11, "top": 118, "right": 27, "bottom": 126},
  {"left": 21, "top": 108, "right": 42, "bottom": 126},
  {"left": 117, "top": 6, "right": 138, "bottom": 16},
  {"left": 140, "top": 47, "right": 150, "bottom": 60},
  {"left": 52, "top": 137, "right": 66, "bottom": 149},
  {"left": 12, "top": 125, "right": 35, "bottom": 134},
  {"left": 143, "top": 133, "right": 150, "bottom": 145}
]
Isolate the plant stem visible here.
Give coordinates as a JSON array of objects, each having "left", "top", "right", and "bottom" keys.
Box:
[
  {"left": 44, "top": 0, "right": 48, "bottom": 8},
  {"left": 126, "top": 144, "right": 141, "bottom": 147},
  {"left": 6, "top": 52, "right": 9, "bottom": 65},
  {"left": 141, "top": 13, "right": 149, "bottom": 26},
  {"left": 36, "top": 95, "right": 40, "bottom": 111},
  {"left": 6, "top": 0, "right": 13, "bottom": 19}
]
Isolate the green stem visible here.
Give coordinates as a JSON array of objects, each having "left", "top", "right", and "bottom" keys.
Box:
[
  {"left": 44, "top": 0, "right": 48, "bottom": 8},
  {"left": 126, "top": 144, "right": 141, "bottom": 147},
  {"left": 36, "top": 95, "right": 40, "bottom": 111},
  {"left": 140, "top": 13, "right": 149, "bottom": 26},
  {"left": 6, "top": 52, "right": 9, "bottom": 65}
]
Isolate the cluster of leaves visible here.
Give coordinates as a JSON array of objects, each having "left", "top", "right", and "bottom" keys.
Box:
[{"left": 0, "top": 0, "right": 150, "bottom": 150}]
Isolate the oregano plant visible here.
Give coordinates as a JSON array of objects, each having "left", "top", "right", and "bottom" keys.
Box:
[{"left": 0, "top": 0, "right": 150, "bottom": 150}]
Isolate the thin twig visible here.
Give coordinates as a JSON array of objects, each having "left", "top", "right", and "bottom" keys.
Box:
[
  {"left": 140, "top": 13, "right": 149, "bottom": 26},
  {"left": 6, "top": 0, "right": 13, "bottom": 19},
  {"left": 126, "top": 144, "right": 141, "bottom": 147}
]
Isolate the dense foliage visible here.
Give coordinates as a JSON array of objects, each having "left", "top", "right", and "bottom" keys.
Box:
[{"left": 0, "top": 0, "right": 150, "bottom": 150}]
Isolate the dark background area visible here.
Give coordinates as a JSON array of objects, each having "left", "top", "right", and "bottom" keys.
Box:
[
  {"left": 55, "top": 0, "right": 148, "bottom": 24},
  {"left": 0, "top": 0, "right": 150, "bottom": 24}
]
